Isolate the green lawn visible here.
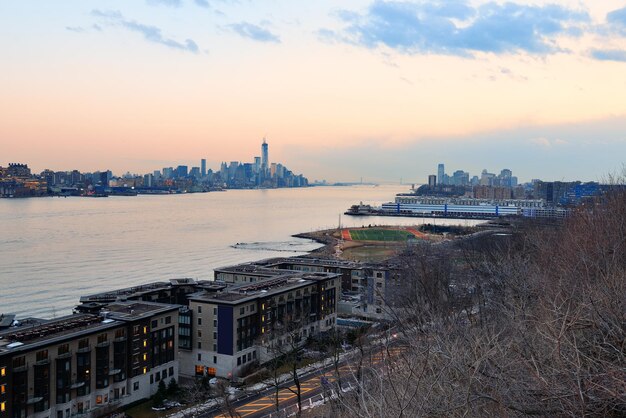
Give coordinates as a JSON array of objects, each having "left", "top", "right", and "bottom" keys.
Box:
[{"left": 349, "top": 229, "right": 414, "bottom": 242}]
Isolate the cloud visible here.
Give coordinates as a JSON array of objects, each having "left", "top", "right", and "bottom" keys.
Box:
[
  {"left": 146, "top": 0, "right": 182, "bottom": 7},
  {"left": 195, "top": 0, "right": 210, "bottom": 8},
  {"left": 325, "top": 0, "right": 589, "bottom": 57},
  {"left": 66, "top": 26, "right": 86, "bottom": 33},
  {"left": 91, "top": 9, "right": 199, "bottom": 53},
  {"left": 591, "top": 49, "right": 626, "bottom": 62},
  {"left": 228, "top": 22, "right": 280, "bottom": 43}
]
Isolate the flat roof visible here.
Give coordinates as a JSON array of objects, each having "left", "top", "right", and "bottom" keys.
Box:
[
  {"left": 190, "top": 271, "right": 340, "bottom": 305},
  {"left": 0, "top": 314, "right": 121, "bottom": 355}
]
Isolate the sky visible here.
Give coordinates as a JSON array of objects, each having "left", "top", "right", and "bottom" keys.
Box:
[{"left": 1, "top": 0, "right": 626, "bottom": 183}]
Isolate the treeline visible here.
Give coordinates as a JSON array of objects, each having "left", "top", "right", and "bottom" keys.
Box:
[{"left": 315, "top": 189, "right": 626, "bottom": 417}]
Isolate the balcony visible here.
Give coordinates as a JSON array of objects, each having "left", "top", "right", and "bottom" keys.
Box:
[
  {"left": 77, "top": 346, "right": 91, "bottom": 354},
  {"left": 34, "top": 358, "right": 50, "bottom": 366},
  {"left": 70, "top": 381, "right": 86, "bottom": 389},
  {"left": 96, "top": 341, "right": 110, "bottom": 348},
  {"left": 13, "top": 363, "right": 28, "bottom": 372},
  {"left": 57, "top": 351, "right": 72, "bottom": 359},
  {"left": 26, "top": 397, "right": 44, "bottom": 405}
]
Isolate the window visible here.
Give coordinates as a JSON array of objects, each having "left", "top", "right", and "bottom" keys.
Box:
[
  {"left": 237, "top": 357, "right": 241, "bottom": 366},
  {"left": 197, "top": 353, "right": 202, "bottom": 361},
  {"left": 12, "top": 356, "right": 25, "bottom": 368},
  {"left": 213, "top": 319, "right": 217, "bottom": 327},
  {"left": 213, "top": 356, "right": 217, "bottom": 364},
  {"left": 150, "top": 374, "right": 154, "bottom": 384},
  {"left": 198, "top": 318, "right": 202, "bottom": 325},
  {"left": 143, "top": 367, "right": 147, "bottom": 374},
  {"left": 155, "top": 371, "right": 160, "bottom": 382},
  {"left": 247, "top": 353, "right": 251, "bottom": 361},
  {"left": 240, "top": 307, "right": 245, "bottom": 315},
  {"left": 213, "top": 344, "right": 217, "bottom": 351},
  {"left": 97, "top": 334, "right": 107, "bottom": 344},
  {"left": 133, "top": 325, "right": 140, "bottom": 335},
  {"left": 197, "top": 342, "right": 202, "bottom": 349},
  {"left": 197, "top": 306, "right": 202, "bottom": 314},
  {"left": 165, "top": 316, "right": 171, "bottom": 324},
  {"left": 0, "top": 401, "right": 4, "bottom": 412},
  {"left": 198, "top": 330, "right": 202, "bottom": 337},
  {"left": 151, "top": 320, "right": 158, "bottom": 328},
  {"left": 195, "top": 365, "right": 204, "bottom": 376},
  {"left": 143, "top": 339, "right": 147, "bottom": 348},
  {"left": 96, "top": 395, "right": 103, "bottom": 405},
  {"left": 207, "top": 367, "right": 216, "bottom": 376},
  {"left": 253, "top": 351, "right": 256, "bottom": 359},
  {"left": 213, "top": 332, "right": 217, "bottom": 339},
  {"left": 36, "top": 349, "right": 48, "bottom": 361},
  {"left": 133, "top": 382, "right": 139, "bottom": 391},
  {"left": 213, "top": 307, "right": 217, "bottom": 315},
  {"left": 169, "top": 366, "right": 174, "bottom": 376},
  {"left": 0, "top": 367, "right": 5, "bottom": 376},
  {"left": 0, "top": 384, "right": 5, "bottom": 394},
  {"left": 143, "top": 326, "right": 148, "bottom": 334}
]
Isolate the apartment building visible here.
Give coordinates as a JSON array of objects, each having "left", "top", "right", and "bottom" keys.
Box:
[
  {"left": 0, "top": 301, "right": 178, "bottom": 418},
  {"left": 180, "top": 270, "right": 339, "bottom": 379}
]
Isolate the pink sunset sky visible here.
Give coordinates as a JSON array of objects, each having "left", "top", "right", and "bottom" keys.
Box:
[{"left": 1, "top": 0, "right": 626, "bottom": 182}]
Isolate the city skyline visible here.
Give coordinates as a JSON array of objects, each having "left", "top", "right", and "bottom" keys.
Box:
[{"left": 2, "top": 1, "right": 626, "bottom": 182}]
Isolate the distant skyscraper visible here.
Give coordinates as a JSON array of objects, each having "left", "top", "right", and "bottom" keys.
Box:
[
  {"left": 201, "top": 159, "right": 206, "bottom": 177},
  {"left": 254, "top": 157, "right": 261, "bottom": 173},
  {"left": 437, "top": 164, "right": 445, "bottom": 185},
  {"left": 261, "top": 138, "right": 269, "bottom": 173},
  {"left": 428, "top": 175, "right": 437, "bottom": 187}
]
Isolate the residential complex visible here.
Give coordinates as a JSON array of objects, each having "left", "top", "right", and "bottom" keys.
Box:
[{"left": 0, "top": 255, "right": 401, "bottom": 417}]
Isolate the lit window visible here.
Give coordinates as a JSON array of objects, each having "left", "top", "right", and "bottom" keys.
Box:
[
  {"left": 1, "top": 401, "right": 5, "bottom": 412},
  {"left": 143, "top": 326, "right": 148, "bottom": 334},
  {"left": 143, "top": 340, "right": 147, "bottom": 348},
  {"left": 96, "top": 396, "right": 102, "bottom": 405},
  {"left": 143, "top": 367, "right": 147, "bottom": 374},
  {"left": 261, "top": 327, "right": 265, "bottom": 334},
  {"left": 143, "top": 353, "right": 147, "bottom": 361},
  {"left": 0, "top": 384, "right": 5, "bottom": 394},
  {"left": 0, "top": 367, "right": 5, "bottom": 376}
]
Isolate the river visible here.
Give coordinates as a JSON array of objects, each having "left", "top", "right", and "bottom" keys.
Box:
[{"left": 0, "top": 185, "right": 481, "bottom": 318}]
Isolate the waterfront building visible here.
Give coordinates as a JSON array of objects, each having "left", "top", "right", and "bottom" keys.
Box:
[
  {"left": 0, "top": 301, "right": 178, "bottom": 418},
  {"left": 428, "top": 175, "right": 437, "bottom": 187},
  {"left": 201, "top": 159, "right": 206, "bottom": 177},
  {"left": 181, "top": 270, "right": 338, "bottom": 379}
]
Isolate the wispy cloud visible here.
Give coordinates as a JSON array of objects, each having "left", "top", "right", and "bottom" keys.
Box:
[
  {"left": 146, "top": 0, "right": 182, "bottom": 7},
  {"left": 91, "top": 9, "right": 199, "bottom": 53},
  {"left": 228, "top": 22, "right": 280, "bottom": 43},
  {"left": 194, "top": 0, "right": 210, "bottom": 8},
  {"left": 66, "top": 26, "right": 86, "bottom": 33},
  {"left": 325, "top": 0, "right": 589, "bottom": 57}
]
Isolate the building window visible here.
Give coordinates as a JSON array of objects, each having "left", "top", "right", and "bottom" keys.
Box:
[
  {"left": 197, "top": 342, "right": 202, "bottom": 349},
  {"left": 169, "top": 366, "right": 174, "bottom": 375},
  {"left": 195, "top": 365, "right": 204, "bottom": 376},
  {"left": 207, "top": 367, "right": 216, "bottom": 376},
  {"left": 133, "top": 382, "right": 139, "bottom": 391},
  {"left": 197, "top": 306, "right": 202, "bottom": 314},
  {"left": 36, "top": 349, "right": 48, "bottom": 361},
  {"left": 0, "top": 367, "right": 5, "bottom": 376},
  {"left": 237, "top": 357, "right": 241, "bottom": 366},
  {"left": 151, "top": 320, "right": 158, "bottom": 328},
  {"left": 198, "top": 318, "right": 202, "bottom": 325},
  {"left": 0, "top": 384, "right": 5, "bottom": 394},
  {"left": 240, "top": 307, "right": 245, "bottom": 315},
  {"left": 213, "top": 319, "right": 217, "bottom": 327},
  {"left": 197, "top": 353, "right": 202, "bottom": 361},
  {"left": 213, "top": 307, "right": 217, "bottom": 315},
  {"left": 0, "top": 401, "right": 5, "bottom": 412},
  {"left": 143, "top": 367, "right": 147, "bottom": 374},
  {"left": 143, "top": 326, "right": 148, "bottom": 334},
  {"left": 198, "top": 330, "right": 202, "bottom": 337},
  {"left": 97, "top": 334, "right": 107, "bottom": 344},
  {"left": 96, "top": 395, "right": 103, "bottom": 405},
  {"left": 165, "top": 316, "right": 171, "bottom": 324},
  {"left": 213, "top": 332, "right": 217, "bottom": 339}
]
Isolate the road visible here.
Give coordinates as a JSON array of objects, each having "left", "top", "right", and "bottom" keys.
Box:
[{"left": 207, "top": 343, "right": 407, "bottom": 418}]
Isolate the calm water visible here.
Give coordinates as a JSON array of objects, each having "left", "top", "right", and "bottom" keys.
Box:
[{"left": 0, "top": 186, "right": 481, "bottom": 318}]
